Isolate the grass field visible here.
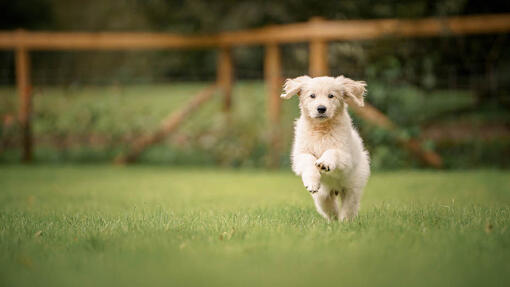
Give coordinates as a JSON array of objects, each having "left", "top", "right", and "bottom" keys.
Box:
[{"left": 0, "top": 165, "right": 509, "bottom": 287}]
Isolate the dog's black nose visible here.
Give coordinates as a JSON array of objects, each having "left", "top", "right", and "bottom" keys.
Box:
[{"left": 317, "top": 105, "right": 327, "bottom": 114}]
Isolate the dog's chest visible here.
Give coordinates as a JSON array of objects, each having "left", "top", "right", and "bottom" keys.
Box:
[{"left": 303, "top": 129, "right": 347, "bottom": 158}]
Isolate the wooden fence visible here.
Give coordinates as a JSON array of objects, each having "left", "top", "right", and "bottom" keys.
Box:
[{"left": 2, "top": 14, "right": 510, "bottom": 166}]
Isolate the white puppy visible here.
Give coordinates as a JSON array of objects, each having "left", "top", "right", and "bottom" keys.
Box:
[{"left": 281, "top": 75, "right": 370, "bottom": 221}]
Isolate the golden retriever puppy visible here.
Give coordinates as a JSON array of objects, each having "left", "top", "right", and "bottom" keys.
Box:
[{"left": 281, "top": 75, "right": 370, "bottom": 221}]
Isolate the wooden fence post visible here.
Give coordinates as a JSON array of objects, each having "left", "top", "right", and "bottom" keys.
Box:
[
  {"left": 217, "top": 47, "right": 233, "bottom": 112},
  {"left": 264, "top": 43, "right": 282, "bottom": 167},
  {"left": 309, "top": 18, "right": 329, "bottom": 77},
  {"left": 15, "top": 46, "right": 32, "bottom": 162},
  {"left": 309, "top": 40, "right": 328, "bottom": 76}
]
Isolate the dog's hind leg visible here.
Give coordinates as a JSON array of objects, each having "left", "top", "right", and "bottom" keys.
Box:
[
  {"left": 339, "top": 188, "right": 361, "bottom": 221},
  {"left": 312, "top": 185, "right": 340, "bottom": 221}
]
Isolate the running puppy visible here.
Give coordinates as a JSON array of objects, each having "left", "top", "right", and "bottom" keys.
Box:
[{"left": 281, "top": 75, "right": 370, "bottom": 221}]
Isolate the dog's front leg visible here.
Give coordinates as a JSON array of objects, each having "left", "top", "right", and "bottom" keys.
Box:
[
  {"left": 293, "top": 153, "right": 321, "bottom": 193},
  {"left": 315, "top": 149, "right": 352, "bottom": 173}
]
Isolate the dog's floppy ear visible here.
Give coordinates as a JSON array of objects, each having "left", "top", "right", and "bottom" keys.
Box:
[
  {"left": 280, "top": 76, "right": 310, "bottom": 99},
  {"left": 335, "top": 76, "right": 366, "bottom": 107}
]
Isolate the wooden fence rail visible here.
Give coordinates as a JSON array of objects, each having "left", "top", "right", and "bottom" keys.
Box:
[
  {"left": 2, "top": 14, "right": 510, "bottom": 49},
  {"left": 114, "top": 85, "right": 218, "bottom": 164},
  {"left": 2, "top": 14, "right": 510, "bottom": 165}
]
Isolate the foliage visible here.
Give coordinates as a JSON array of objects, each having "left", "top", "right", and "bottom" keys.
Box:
[
  {"left": 1, "top": 0, "right": 510, "bottom": 99},
  {"left": 1, "top": 82, "right": 509, "bottom": 168}
]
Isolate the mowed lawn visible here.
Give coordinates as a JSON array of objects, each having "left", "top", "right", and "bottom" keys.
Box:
[{"left": 0, "top": 166, "right": 509, "bottom": 287}]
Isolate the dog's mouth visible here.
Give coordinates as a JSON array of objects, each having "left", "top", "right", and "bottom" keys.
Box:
[{"left": 314, "top": 114, "right": 328, "bottom": 119}]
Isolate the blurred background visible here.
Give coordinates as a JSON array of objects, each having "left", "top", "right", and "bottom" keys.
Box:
[{"left": 1, "top": 0, "right": 510, "bottom": 169}]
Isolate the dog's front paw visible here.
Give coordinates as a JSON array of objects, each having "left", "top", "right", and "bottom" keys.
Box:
[
  {"left": 315, "top": 156, "right": 336, "bottom": 173},
  {"left": 302, "top": 175, "right": 321, "bottom": 193},
  {"left": 305, "top": 182, "right": 320, "bottom": 194}
]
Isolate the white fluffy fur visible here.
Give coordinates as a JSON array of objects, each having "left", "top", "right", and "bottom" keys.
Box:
[{"left": 281, "top": 75, "right": 370, "bottom": 221}]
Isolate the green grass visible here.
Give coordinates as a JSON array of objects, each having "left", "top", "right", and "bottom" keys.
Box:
[{"left": 1, "top": 166, "right": 509, "bottom": 287}]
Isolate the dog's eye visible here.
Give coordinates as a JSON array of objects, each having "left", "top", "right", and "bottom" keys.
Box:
[
  {"left": 310, "top": 94, "right": 316, "bottom": 99},
  {"left": 328, "top": 94, "right": 334, "bottom": 99}
]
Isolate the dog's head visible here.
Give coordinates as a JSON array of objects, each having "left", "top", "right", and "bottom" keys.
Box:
[{"left": 281, "top": 75, "right": 366, "bottom": 121}]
